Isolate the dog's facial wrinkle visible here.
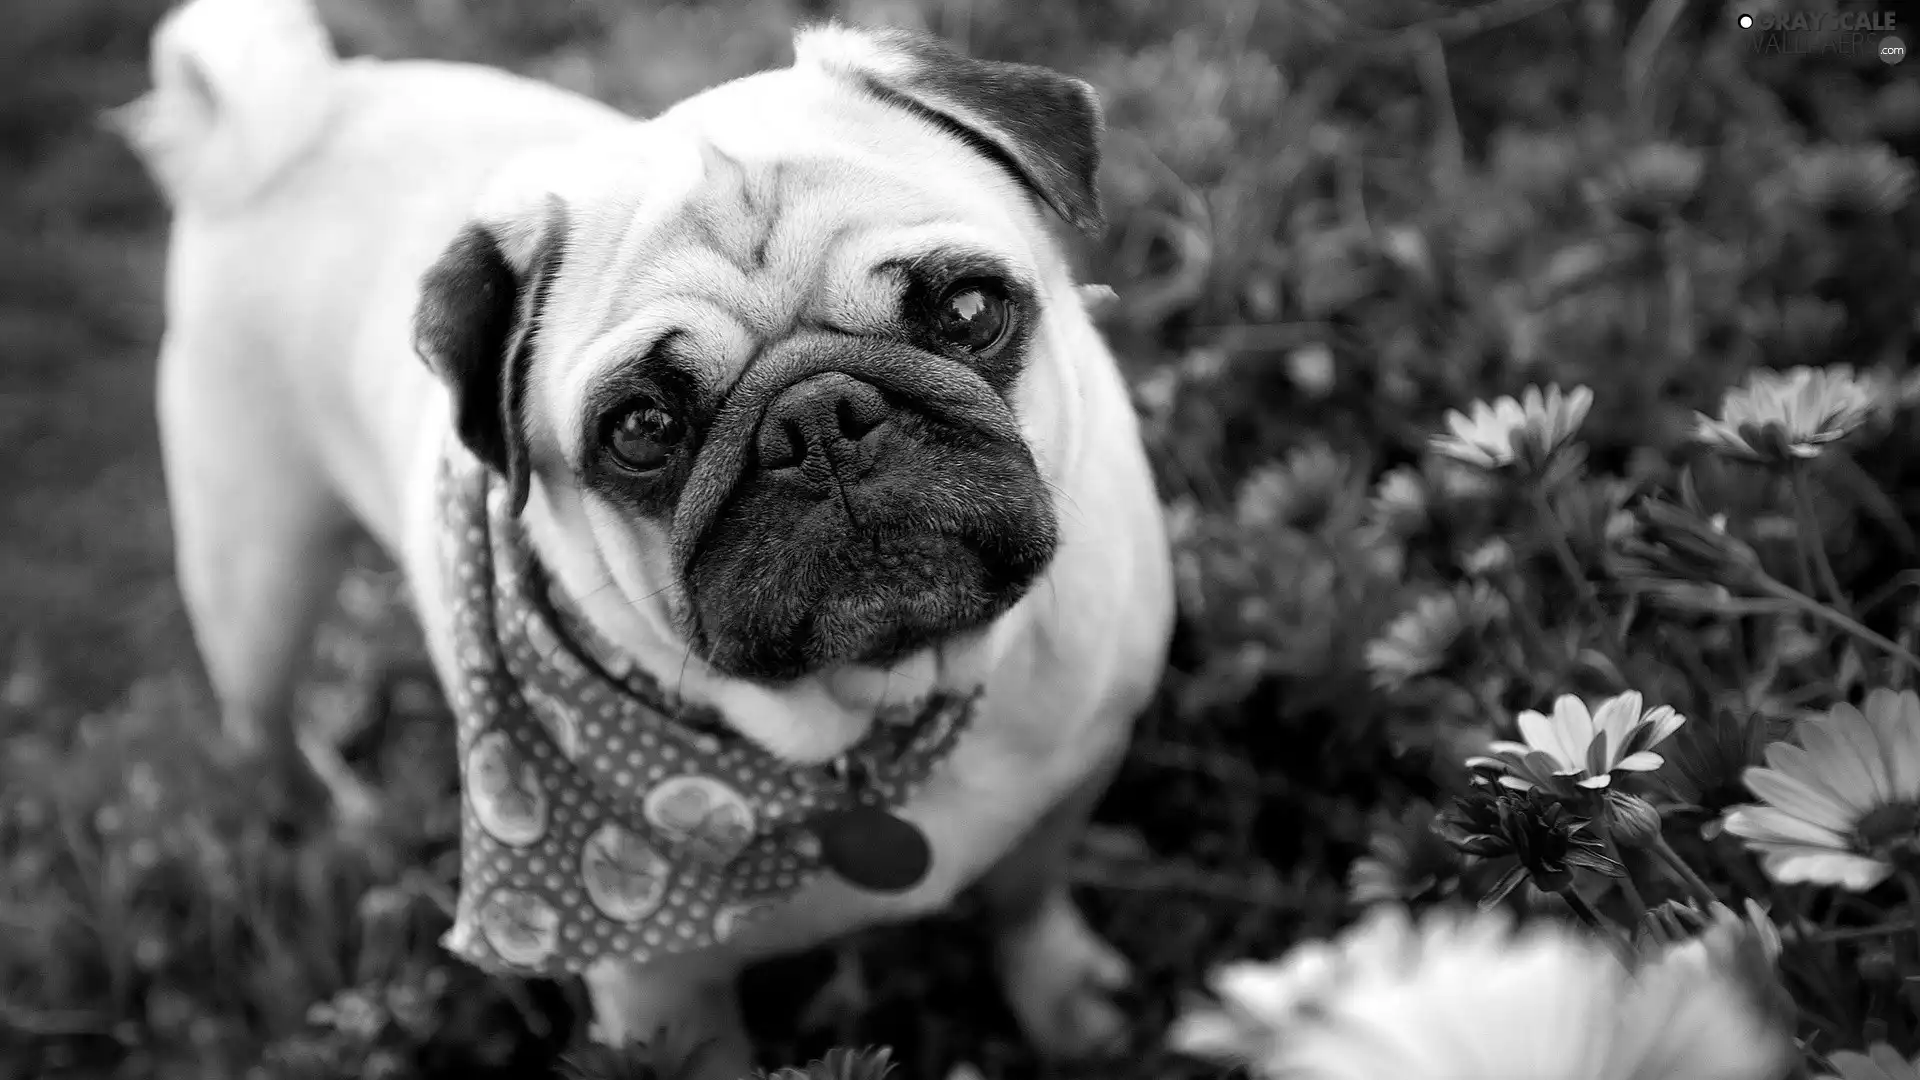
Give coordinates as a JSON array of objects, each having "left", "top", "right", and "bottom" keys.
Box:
[{"left": 685, "top": 149, "right": 784, "bottom": 275}]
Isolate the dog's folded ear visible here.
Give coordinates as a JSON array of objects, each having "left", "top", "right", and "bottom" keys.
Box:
[
  {"left": 795, "top": 24, "right": 1106, "bottom": 237},
  {"left": 412, "top": 196, "right": 567, "bottom": 516}
]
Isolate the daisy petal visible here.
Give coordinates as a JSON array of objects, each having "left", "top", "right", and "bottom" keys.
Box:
[
  {"left": 1761, "top": 739, "right": 1816, "bottom": 777},
  {"left": 1543, "top": 695, "right": 1595, "bottom": 768},
  {"left": 1867, "top": 688, "right": 1920, "bottom": 799},
  {"left": 1551, "top": 694, "right": 1596, "bottom": 749},
  {"left": 1744, "top": 769, "right": 1859, "bottom": 833},
  {"left": 1639, "top": 706, "right": 1686, "bottom": 749},
  {"left": 1798, "top": 710, "right": 1889, "bottom": 809},
  {"left": 1592, "top": 692, "right": 1642, "bottom": 766},
  {"left": 1443, "top": 411, "right": 1477, "bottom": 442},
  {"left": 1565, "top": 386, "right": 1594, "bottom": 431},
  {"left": 1721, "top": 803, "right": 1848, "bottom": 848},
  {"left": 1760, "top": 848, "right": 1893, "bottom": 891},
  {"left": 1518, "top": 708, "right": 1578, "bottom": 770},
  {"left": 1830, "top": 702, "right": 1895, "bottom": 804},
  {"left": 1614, "top": 751, "right": 1664, "bottom": 772},
  {"left": 1762, "top": 742, "right": 1863, "bottom": 810}
]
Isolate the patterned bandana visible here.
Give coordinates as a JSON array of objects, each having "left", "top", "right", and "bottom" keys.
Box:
[{"left": 433, "top": 447, "right": 979, "bottom": 977}]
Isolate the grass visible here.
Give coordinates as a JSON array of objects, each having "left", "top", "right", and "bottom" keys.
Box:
[{"left": 3, "top": 0, "right": 1917, "bottom": 1077}]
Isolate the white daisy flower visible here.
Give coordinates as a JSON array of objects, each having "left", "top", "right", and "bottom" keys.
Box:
[
  {"left": 1236, "top": 442, "right": 1357, "bottom": 533},
  {"left": 1469, "top": 690, "right": 1687, "bottom": 798},
  {"left": 1364, "top": 582, "right": 1508, "bottom": 691},
  {"left": 1168, "top": 905, "right": 1794, "bottom": 1080},
  {"left": 1165, "top": 942, "right": 1345, "bottom": 1066},
  {"left": 1368, "top": 466, "right": 1430, "bottom": 536},
  {"left": 1721, "top": 688, "right": 1920, "bottom": 891},
  {"left": 1430, "top": 383, "right": 1594, "bottom": 473},
  {"left": 1692, "top": 365, "right": 1878, "bottom": 464}
]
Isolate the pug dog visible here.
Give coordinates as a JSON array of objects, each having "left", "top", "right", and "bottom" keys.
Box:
[{"left": 116, "top": 0, "right": 1174, "bottom": 1073}]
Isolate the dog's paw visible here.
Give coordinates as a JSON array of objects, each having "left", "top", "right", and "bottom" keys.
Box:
[
  {"left": 996, "top": 897, "right": 1133, "bottom": 1060},
  {"left": 213, "top": 724, "right": 383, "bottom": 834}
]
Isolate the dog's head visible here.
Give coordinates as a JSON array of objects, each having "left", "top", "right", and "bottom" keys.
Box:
[{"left": 412, "top": 25, "right": 1105, "bottom": 685}]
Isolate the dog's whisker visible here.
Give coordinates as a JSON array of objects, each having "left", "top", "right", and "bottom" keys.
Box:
[
  {"left": 624, "top": 580, "right": 676, "bottom": 609},
  {"left": 576, "top": 577, "right": 627, "bottom": 603},
  {"left": 1041, "top": 478, "right": 1089, "bottom": 527}
]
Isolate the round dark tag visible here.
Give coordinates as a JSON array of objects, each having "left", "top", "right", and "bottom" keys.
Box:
[{"left": 816, "top": 806, "right": 932, "bottom": 893}]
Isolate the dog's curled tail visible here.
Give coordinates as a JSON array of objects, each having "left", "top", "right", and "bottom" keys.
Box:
[{"left": 107, "top": 0, "right": 338, "bottom": 213}]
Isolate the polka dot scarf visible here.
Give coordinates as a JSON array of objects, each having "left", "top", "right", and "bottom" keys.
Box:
[{"left": 434, "top": 446, "right": 980, "bottom": 977}]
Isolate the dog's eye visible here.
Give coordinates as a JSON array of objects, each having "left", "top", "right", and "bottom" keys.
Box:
[
  {"left": 607, "top": 402, "right": 686, "bottom": 471},
  {"left": 933, "top": 281, "right": 1011, "bottom": 353}
]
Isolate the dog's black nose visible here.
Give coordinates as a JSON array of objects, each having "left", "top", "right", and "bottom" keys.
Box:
[{"left": 755, "top": 373, "right": 890, "bottom": 471}]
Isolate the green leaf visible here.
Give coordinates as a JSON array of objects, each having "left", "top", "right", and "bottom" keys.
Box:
[{"left": 1479, "top": 862, "right": 1530, "bottom": 908}]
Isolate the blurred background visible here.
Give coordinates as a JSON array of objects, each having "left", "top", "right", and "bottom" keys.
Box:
[{"left": 1, "top": 0, "right": 1915, "bottom": 1077}]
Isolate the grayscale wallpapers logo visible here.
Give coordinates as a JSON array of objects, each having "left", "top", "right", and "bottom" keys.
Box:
[{"left": 1736, "top": 9, "right": 1905, "bottom": 62}]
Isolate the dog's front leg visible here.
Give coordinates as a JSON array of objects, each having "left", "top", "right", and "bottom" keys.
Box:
[
  {"left": 583, "top": 953, "right": 753, "bottom": 1080},
  {"left": 977, "top": 742, "right": 1134, "bottom": 1061}
]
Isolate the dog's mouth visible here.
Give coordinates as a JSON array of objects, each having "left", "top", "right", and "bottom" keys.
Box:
[
  {"left": 680, "top": 431, "right": 1057, "bottom": 684},
  {"left": 819, "top": 644, "right": 943, "bottom": 713},
  {"left": 687, "top": 518, "right": 1051, "bottom": 682}
]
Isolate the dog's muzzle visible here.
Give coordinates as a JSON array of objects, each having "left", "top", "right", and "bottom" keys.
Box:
[{"left": 673, "top": 339, "right": 1057, "bottom": 683}]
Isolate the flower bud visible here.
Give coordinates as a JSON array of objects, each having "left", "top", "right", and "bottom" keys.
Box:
[
  {"left": 1610, "top": 495, "right": 1765, "bottom": 595},
  {"left": 1603, "top": 790, "right": 1663, "bottom": 848},
  {"left": 1637, "top": 899, "right": 1706, "bottom": 951}
]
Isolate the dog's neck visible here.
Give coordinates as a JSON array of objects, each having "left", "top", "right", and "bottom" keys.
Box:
[{"left": 513, "top": 480, "right": 1013, "bottom": 765}]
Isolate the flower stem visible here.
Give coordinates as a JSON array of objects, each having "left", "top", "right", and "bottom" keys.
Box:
[
  {"left": 1560, "top": 886, "right": 1635, "bottom": 966},
  {"left": 1901, "top": 872, "right": 1920, "bottom": 971},
  {"left": 1649, "top": 834, "right": 1719, "bottom": 909},
  {"left": 1789, "top": 461, "right": 1848, "bottom": 615},
  {"left": 1807, "top": 918, "right": 1918, "bottom": 944},
  {"left": 1528, "top": 485, "right": 1606, "bottom": 628},
  {"left": 1757, "top": 575, "right": 1920, "bottom": 677},
  {"left": 1560, "top": 885, "right": 1609, "bottom": 932},
  {"left": 1601, "top": 832, "right": 1649, "bottom": 917},
  {"left": 1493, "top": 574, "right": 1559, "bottom": 678}
]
